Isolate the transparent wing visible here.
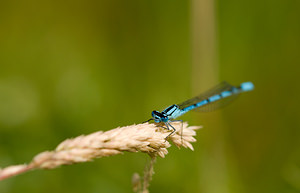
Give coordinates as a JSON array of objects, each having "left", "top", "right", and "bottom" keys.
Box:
[{"left": 178, "top": 81, "right": 239, "bottom": 112}]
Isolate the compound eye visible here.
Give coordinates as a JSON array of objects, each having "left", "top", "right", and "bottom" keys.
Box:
[{"left": 151, "top": 111, "right": 156, "bottom": 117}]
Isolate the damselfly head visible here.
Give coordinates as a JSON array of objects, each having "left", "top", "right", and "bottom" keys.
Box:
[
  {"left": 151, "top": 111, "right": 160, "bottom": 123},
  {"left": 151, "top": 111, "right": 168, "bottom": 123}
]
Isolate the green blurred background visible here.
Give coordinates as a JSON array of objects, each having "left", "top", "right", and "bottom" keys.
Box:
[{"left": 0, "top": 0, "right": 300, "bottom": 192}]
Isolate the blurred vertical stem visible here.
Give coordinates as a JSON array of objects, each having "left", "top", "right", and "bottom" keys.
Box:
[
  {"left": 191, "top": 0, "right": 233, "bottom": 193},
  {"left": 191, "top": 0, "right": 218, "bottom": 89}
]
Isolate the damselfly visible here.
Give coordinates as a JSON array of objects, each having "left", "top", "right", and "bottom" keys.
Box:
[{"left": 145, "top": 81, "right": 254, "bottom": 139}]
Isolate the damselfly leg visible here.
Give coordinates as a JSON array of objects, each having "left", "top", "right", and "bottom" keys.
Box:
[{"left": 168, "top": 120, "right": 183, "bottom": 144}]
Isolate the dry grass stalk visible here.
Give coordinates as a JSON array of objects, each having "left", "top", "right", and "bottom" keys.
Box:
[
  {"left": 0, "top": 122, "right": 201, "bottom": 181},
  {"left": 132, "top": 155, "right": 157, "bottom": 193}
]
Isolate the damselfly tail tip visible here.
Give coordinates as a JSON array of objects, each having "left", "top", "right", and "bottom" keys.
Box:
[{"left": 240, "top": 82, "right": 254, "bottom": 92}]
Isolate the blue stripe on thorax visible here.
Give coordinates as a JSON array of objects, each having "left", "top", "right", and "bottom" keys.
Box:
[
  {"left": 162, "top": 104, "right": 186, "bottom": 120},
  {"left": 168, "top": 108, "right": 186, "bottom": 119},
  {"left": 162, "top": 104, "right": 178, "bottom": 116}
]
